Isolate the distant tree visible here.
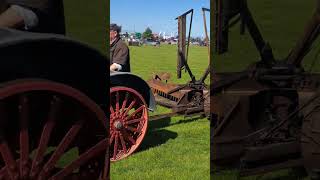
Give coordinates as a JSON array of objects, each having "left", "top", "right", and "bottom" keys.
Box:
[
  {"left": 142, "top": 27, "right": 153, "bottom": 39},
  {"left": 195, "top": 37, "right": 202, "bottom": 42},
  {"left": 135, "top": 32, "right": 142, "bottom": 39}
]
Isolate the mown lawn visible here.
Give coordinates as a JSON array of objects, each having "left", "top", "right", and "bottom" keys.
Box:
[
  {"left": 64, "top": 0, "right": 107, "bottom": 53},
  {"left": 212, "top": 0, "right": 316, "bottom": 179},
  {"left": 111, "top": 44, "right": 210, "bottom": 180}
]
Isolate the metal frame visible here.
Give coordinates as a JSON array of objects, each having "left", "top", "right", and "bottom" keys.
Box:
[{"left": 212, "top": 0, "right": 320, "bottom": 178}]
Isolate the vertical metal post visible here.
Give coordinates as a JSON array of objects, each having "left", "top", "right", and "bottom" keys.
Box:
[
  {"left": 177, "top": 15, "right": 186, "bottom": 78},
  {"left": 200, "top": 8, "right": 211, "bottom": 83}
]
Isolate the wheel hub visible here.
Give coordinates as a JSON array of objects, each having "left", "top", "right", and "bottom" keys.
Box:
[{"left": 113, "top": 120, "right": 123, "bottom": 130}]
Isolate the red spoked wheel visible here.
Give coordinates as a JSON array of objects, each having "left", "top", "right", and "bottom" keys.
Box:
[
  {"left": 0, "top": 79, "right": 109, "bottom": 180},
  {"left": 110, "top": 86, "right": 148, "bottom": 161}
]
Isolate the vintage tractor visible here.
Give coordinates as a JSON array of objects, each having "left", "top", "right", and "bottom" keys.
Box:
[
  {"left": 110, "top": 72, "right": 156, "bottom": 161},
  {"left": 109, "top": 8, "right": 210, "bottom": 162},
  {"left": 0, "top": 28, "right": 109, "bottom": 180},
  {"left": 212, "top": 0, "right": 320, "bottom": 179},
  {"left": 147, "top": 8, "right": 211, "bottom": 119}
]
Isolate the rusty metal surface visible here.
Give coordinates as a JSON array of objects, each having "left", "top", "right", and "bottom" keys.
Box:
[
  {"left": 212, "top": 73, "right": 320, "bottom": 178},
  {"left": 211, "top": 0, "right": 320, "bottom": 178},
  {"left": 148, "top": 74, "right": 209, "bottom": 116},
  {"left": 147, "top": 79, "right": 186, "bottom": 102}
]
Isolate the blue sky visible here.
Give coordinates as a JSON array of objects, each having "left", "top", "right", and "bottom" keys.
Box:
[{"left": 110, "top": 0, "right": 210, "bottom": 38}]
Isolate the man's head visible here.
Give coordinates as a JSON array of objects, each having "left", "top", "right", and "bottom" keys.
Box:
[{"left": 110, "top": 23, "right": 121, "bottom": 42}]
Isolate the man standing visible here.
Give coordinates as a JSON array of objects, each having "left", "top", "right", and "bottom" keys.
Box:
[
  {"left": 0, "top": 0, "right": 65, "bottom": 34},
  {"left": 110, "top": 23, "right": 130, "bottom": 72}
]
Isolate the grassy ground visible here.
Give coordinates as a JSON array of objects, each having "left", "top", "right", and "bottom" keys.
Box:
[
  {"left": 111, "top": 44, "right": 210, "bottom": 180},
  {"left": 212, "top": 0, "right": 316, "bottom": 180},
  {"left": 64, "top": 0, "right": 107, "bottom": 53}
]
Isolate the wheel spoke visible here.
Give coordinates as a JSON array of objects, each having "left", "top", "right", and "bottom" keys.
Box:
[
  {"left": 110, "top": 132, "right": 115, "bottom": 145},
  {"left": 19, "top": 95, "right": 30, "bottom": 178},
  {"left": 120, "top": 92, "right": 129, "bottom": 114},
  {"left": 121, "top": 130, "right": 136, "bottom": 145},
  {"left": 124, "top": 118, "right": 142, "bottom": 125},
  {"left": 49, "top": 139, "right": 108, "bottom": 180},
  {"left": 30, "top": 96, "right": 61, "bottom": 178},
  {"left": 38, "top": 120, "right": 84, "bottom": 179},
  {"left": 0, "top": 142, "right": 19, "bottom": 180},
  {"left": 0, "top": 166, "right": 8, "bottom": 180},
  {"left": 126, "top": 126, "right": 138, "bottom": 133},
  {"left": 113, "top": 133, "right": 119, "bottom": 160},
  {"left": 115, "top": 91, "right": 120, "bottom": 112},
  {"left": 0, "top": 102, "right": 19, "bottom": 180},
  {"left": 119, "top": 134, "right": 127, "bottom": 153},
  {"left": 110, "top": 106, "right": 114, "bottom": 116},
  {"left": 126, "top": 105, "right": 145, "bottom": 120},
  {"left": 122, "top": 99, "right": 136, "bottom": 118}
]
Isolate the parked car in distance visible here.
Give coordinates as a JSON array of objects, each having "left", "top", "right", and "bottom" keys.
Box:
[{"left": 143, "top": 40, "right": 160, "bottom": 46}]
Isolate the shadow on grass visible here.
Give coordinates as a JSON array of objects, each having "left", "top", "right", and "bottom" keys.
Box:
[
  {"left": 170, "top": 115, "right": 207, "bottom": 126},
  {"left": 258, "top": 176, "right": 298, "bottom": 180},
  {"left": 251, "top": 174, "right": 307, "bottom": 180},
  {"left": 238, "top": 169, "right": 306, "bottom": 180},
  {"left": 211, "top": 166, "right": 308, "bottom": 180},
  {"left": 137, "top": 128, "right": 178, "bottom": 152},
  {"left": 210, "top": 173, "right": 306, "bottom": 180},
  {"left": 148, "top": 115, "right": 206, "bottom": 130},
  {"left": 135, "top": 115, "right": 206, "bottom": 152},
  {"left": 148, "top": 117, "right": 171, "bottom": 130}
]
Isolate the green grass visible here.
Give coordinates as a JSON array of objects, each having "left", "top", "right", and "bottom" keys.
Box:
[
  {"left": 212, "top": 0, "right": 317, "bottom": 179},
  {"left": 130, "top": 44, "right": 210, "bottom": 84},
  {"left": 64, "top": 0, "right": 108, "bottom": 53},
  {"left": 111, "top": 44, "right": 210, "bottom": 180}
]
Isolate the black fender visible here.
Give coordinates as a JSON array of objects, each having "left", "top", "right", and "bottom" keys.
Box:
[
  {"left": 110, "top": 72, "right": 156, "bottom": 111},
  {"left": 0, "top": 28, "right": 108, "bottom": 107}
]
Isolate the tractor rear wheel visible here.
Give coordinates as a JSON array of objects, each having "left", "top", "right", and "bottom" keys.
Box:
[
  {"left": 110, "top": 86, "right": 148, "bottom": 161},
  {"left": 0, "top": 79, "right": 109, "bottom": 180}
]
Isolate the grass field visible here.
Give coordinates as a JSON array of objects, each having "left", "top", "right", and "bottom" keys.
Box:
[
  {"left": 110, "top": 44, "right": 210, "bottom": 180},
  {"left": 64, "top": 0, "right": 107, "bottom": 53},
  {"left": 212, "top": 0, "right": 317, "bottom": 180}
]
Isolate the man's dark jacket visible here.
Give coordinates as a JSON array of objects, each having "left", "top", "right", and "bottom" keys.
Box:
[
  {"left": 6, "top": 0, "right": 65, "bottom": 34},
  {"left": 110, "top": 37, "right": 130, "bottom": 72}
]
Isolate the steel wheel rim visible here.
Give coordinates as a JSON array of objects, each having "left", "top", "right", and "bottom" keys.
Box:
[
  {"left": 0, "top": 79, "right": 109, "bottom": 180},
  {"left": 110, "top": 86, "right": 148, "bottom": 161}
]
